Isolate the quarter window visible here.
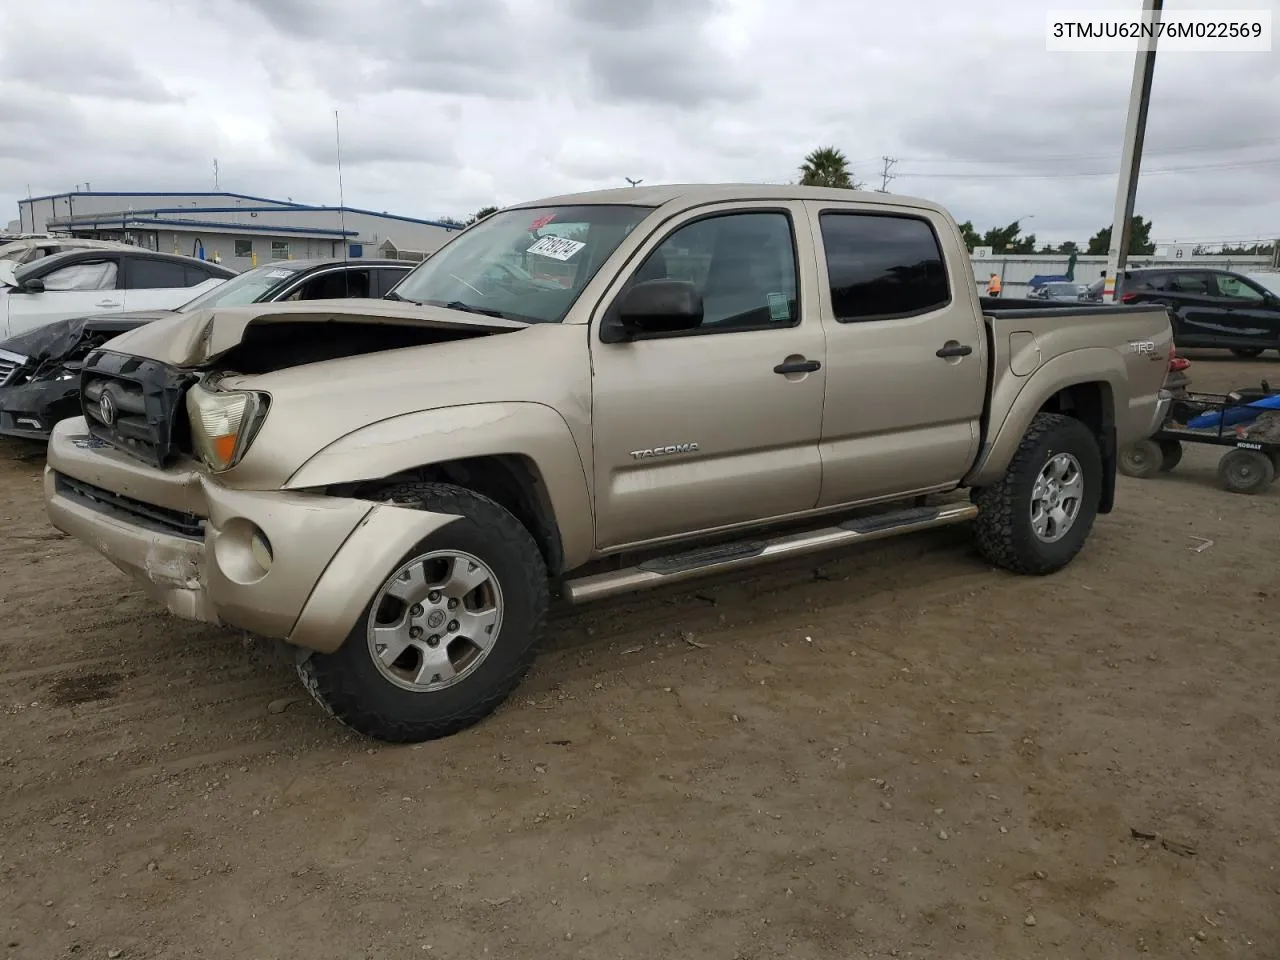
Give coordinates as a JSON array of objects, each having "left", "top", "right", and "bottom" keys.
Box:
[
  {"left": 819, "top": 213, "right": 950, "bottom": 321},
  {"left": 628, "top": 211, "right": 799, "bottom": 332}
]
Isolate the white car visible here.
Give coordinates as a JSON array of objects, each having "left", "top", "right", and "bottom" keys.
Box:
[
  {"left": 0, "top": 236, "right": 136, "bottom": 265},
  {"left": 0, "top": 248, "right": 235, "bottom": 339}
]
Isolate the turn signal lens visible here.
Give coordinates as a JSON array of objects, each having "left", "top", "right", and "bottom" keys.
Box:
[{"left": 186, "top": 384, "right": 265, "bottom": 471}]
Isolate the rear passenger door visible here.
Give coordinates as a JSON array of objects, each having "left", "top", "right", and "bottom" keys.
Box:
[
  {"left": 803, "top": 202, "right": 987, "bottom": 507},
  {"left": 589, "top": 203, "right": 826, "bottom": 549}
]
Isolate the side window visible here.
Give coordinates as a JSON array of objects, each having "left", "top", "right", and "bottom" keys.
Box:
[
  {"left": 41, "top": 260, "right": 119, "bottom": 291},
  {"left": 1131, "top": 273, "right": 1166, "bottom": 291},
  {"left": 1167, "top": 272, "right": 1210, "bottom": 295},
  {"left": 818, "top": 213, "right": 950, "bottom": 322},
  {"left": 628, "top": 211, "right": 799, "bottom": 332},
  {"left": 127, "top": 258, "right": 190, "bottom": 289},
  {"left": 375, "top": 268, "right": 409, "bottom": 298},
  {"left": 183, "top": 265, "right": 213, "bottom": 287},
  {"left": 1213, "top": 274, "right": 1264, "bottom": 301}
]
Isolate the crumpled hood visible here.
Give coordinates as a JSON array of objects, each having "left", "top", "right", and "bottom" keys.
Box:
[
  {"left": 0, "top": 310, "right": 177, "bottom": 363},
  {"left": 96, "top": 298, "right": 528, "bottom": 367}
]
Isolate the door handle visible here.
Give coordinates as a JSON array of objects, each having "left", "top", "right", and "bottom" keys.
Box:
[
  {"left": 96, "top": 299, "right": 120, "bottom": 308},
  {"left": 936, "top": 342, "right": 973, "bottom": 358},
  {"left": 773, "top": 358, "right": 821, "bottom": 374}
]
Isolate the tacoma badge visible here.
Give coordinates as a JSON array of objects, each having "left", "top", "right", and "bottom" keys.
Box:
[{"left": 629, "top": 442, "right": 699, "bottom": 460}]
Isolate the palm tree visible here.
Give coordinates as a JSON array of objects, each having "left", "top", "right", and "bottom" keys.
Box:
[{"left": 798, "top": 147, "right": 862, "bottom": 189}]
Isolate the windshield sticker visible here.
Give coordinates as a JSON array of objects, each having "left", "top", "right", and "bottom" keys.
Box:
[
  {"left": 529, "top": 213, "right": 557, "bottom": 231},
  {"left": 767, "top": 292, "right": 791, "bottom": 321},
  {"left": 265, "top": 269, "right": 293, "bottom": 279},
  {"left": 527, "top": 236, "right": 586, "bottom": 262}
]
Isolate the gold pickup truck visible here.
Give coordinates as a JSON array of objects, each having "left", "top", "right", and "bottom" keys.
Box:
[{"left": 42, "top": 184, "right": 1173, "bottom": 742}]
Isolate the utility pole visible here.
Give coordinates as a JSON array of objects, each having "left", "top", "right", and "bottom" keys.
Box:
[
  {"left": 877, "top": 156, "right": 898, "bottom": 193},
  {"left": 1103, "top": 0, "right": 1162, "bottom": 302}
]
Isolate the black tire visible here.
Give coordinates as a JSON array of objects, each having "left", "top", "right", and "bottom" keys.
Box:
[
  {"left": 972, "top": 412, "right": 1102, "bottom": 576},
  {"left": 1231, "top": 347, "right": 1265, "bottom": 359},
  {"left": 1216, "top": 449, "right": 1275, "bottom": 495},
  {"left": 1158, "top": 439, "right": 1183, "bottom": 472},
  {"left": 1118, "top": 438, "right": 1163, "bottom": 479},
  {"left": 296, "top": 482, "right": 548, "bottom": 743}
]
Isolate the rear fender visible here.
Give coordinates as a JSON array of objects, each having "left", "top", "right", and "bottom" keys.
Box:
[
  {"left": 965, "top": 348, "right": 1125, "bottom": 488},
  {"left": 284, "top": 401, "right": 595, "bottom": 570}
]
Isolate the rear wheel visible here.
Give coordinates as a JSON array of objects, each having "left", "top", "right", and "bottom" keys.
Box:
[
  {"left": 1158, "top": 439, "right": 1183, "bottom": 472},
  {"left": 296, "top": 482, "right": 548, "bottom": 743},
  {"left": 1231, "top": 347, "right": 1265, "bottom": 359},
  {"left": 1118, "top": 438, "right": 1163, "bottom": 479},
  {"left": 973, "top": 412, "right": 1102, "bottom": 575},
  {"left": 1216, "top": 449, "right": 1275, "bottom": 495}
]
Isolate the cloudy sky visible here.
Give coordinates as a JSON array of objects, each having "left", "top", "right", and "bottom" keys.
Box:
[{"left": 1, "top": 0, "right": 1277, "bottom": 248}]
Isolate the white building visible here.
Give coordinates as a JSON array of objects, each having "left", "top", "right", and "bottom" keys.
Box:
[{"left": 10, "top": 191, "right": 463, "bottom": 272}]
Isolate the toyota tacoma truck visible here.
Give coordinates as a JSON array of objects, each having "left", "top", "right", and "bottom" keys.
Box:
[{"left": 42, "top": 184, "right": 1173, "bottom": 743}]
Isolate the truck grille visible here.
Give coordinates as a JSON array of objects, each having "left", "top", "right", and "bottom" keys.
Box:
[
  {"left": 80, "top": 349, "right": 194, "bottom": 468},
  {"left": 53, "top": 472, "right": 205, "bottom": 539},
  {"left": 0, "top": 349, "right": 28, "bottom": 387}
]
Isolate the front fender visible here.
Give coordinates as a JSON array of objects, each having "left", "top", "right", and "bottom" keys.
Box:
[
  {"left": 965, "top": 347, "right": 1125, "bottom": 487},
  {"left": 283, "top": 401, "right": 595, "bottom": 570}
]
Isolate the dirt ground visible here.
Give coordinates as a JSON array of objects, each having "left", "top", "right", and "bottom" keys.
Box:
[{"left": 2, "top": 351, "right": 1278, "bottom": 960}]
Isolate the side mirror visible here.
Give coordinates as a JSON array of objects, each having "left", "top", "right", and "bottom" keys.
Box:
[
  {"left": 18, "top": 278, "right": 45, "bottom": 294},
  {"left": 605, "top": 279, "right": 703, "bottom": 342}
]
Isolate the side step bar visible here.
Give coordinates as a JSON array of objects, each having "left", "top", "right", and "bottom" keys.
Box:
[{"left": 561, "top": 502, "right": 978, "bottom": 604}]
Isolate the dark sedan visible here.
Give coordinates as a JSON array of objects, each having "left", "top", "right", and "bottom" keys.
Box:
[{"left": 0, "top": 257, "right": 412, "bottom": 441}]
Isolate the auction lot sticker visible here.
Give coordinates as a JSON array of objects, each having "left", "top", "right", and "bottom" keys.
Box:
[{"left": 527, "top": 236, "right": 586, "bottom": 261}]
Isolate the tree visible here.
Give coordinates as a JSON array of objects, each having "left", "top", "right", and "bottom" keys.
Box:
[
  {"left": 1086, "top": 215, "right": 1155, "bottom": 256},
  {"left": 798, "top": 147, "right": 863, "bottom": 190},
  {"left": 1057, "top": 240, "right": 1079, "bottom": 255},
  {"left": 438, "top": 215, "right": 466, "bottom": 228},
  {"left": 466, "top": 205, "right": 500, "bottom": 226},
  {"left": 956, "top": 220, "right": 982, "bottom": 252}
]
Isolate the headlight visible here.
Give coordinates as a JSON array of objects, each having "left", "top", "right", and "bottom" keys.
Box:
[{"left": 185, "top": 382, "right": 268, "bottom": 471}]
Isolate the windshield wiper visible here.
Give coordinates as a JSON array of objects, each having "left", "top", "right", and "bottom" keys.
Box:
[
  {"left": 384, "top": 291, "right": 421, "bottom": 304},
  {"left": 442, "top": 300, "right": 507, "bottom": 319}
]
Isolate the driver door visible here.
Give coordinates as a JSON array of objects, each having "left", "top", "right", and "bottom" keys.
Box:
[
  {"left": 6, "top": 257, "right": 124, "bottom": 337},
  {"left": 588, "top": 203, "right": 827, "bottom": 550}
]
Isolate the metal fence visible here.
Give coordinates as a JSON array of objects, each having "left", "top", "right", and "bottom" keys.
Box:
[{"left": 972, "top": 253, "right": 1275, "bottom": 295}]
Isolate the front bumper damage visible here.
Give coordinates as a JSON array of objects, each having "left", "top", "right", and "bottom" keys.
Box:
[{"left": 44, "top": 417, "right": 460, "bottom": 653}]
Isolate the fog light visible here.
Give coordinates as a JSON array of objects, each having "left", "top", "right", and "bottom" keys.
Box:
[{"left": 250, "top": 531, "right": 273, "bottom": 572}]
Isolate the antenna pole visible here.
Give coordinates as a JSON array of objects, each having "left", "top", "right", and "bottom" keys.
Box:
[{"left": 335, "top": 109, "right": 349, "bottom": 271}]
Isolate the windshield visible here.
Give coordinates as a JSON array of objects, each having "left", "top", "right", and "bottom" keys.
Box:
[
  {"left": 390, "top": 204, "right": 654, "bottom": 323},
  {"left": 176, "top": 264, "right": 300, "bottom": 311}
]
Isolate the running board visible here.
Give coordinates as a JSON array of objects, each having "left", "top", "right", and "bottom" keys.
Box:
[{"left": 561, "top": 502, "right": 978, "bottom": 604}]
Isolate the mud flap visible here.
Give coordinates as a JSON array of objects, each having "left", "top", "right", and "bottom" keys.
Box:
[{"left": 1098, "top": 425, "right": 1117, "bottom": 514}]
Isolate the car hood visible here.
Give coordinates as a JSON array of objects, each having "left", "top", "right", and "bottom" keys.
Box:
[
  {"left": 0, "top": 311, "right": 177, "bottom": 363},
  {"left": 98, "top": 298, "right": 528, "bottom": 367}
]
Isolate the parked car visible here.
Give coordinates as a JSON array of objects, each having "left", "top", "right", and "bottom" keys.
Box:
[
  {"left": 0, "top": 236, "right": 137, "bottom": 265},
  {"left": 0, "top": 248, "right": 236, "bottom": 341},
  {"left": 0, "top": 257, "right": 413, "bottom": 440},
  {"left": 1113, "top": 267, "right": 1280, "bottom": 358},
  {"left": 43, "top": 183, "right": 1172, "bottom": 742},
  {"left": 1026, "top": 281, "right": 1091, "bottom": 302}
]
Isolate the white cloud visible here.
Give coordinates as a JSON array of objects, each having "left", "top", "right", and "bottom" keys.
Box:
[{"left": 0, "top": 0, "right": 1277, "bottom": 247}]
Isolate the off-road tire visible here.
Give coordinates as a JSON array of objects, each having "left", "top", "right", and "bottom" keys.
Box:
[
  {"left": 296, "top": 482, "right": 548, "bottom": 743},
  {"left": 972, "top": 412, "right": 1102, "bottom": 576},
  {"left": 1118, "top": 438, "right": 1162, "bottom": 479},
  {"left": 1158, "top": 438, "right": 1183, "bottom": 472},
  {"left": 1216, "top": 448, "right": 1275, "bottom": 495}
]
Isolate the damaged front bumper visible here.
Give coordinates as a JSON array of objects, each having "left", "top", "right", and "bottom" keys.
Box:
[
  {"left": 43, "top": 417, "right": 460, "bottom": 653},
  {"left": 0, "top": 376, "right": 81, "bottom": 441}
]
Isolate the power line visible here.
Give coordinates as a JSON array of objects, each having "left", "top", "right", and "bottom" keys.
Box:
[
  {"left": 897, "top": 156, "right": 1280, "bottom": 180},
  {"left": 895, "top": 136, "right": 1280, "bottom": 166}
]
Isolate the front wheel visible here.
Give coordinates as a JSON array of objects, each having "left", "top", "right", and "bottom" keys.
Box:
[
  {"left": 297, "top": 482, "right": 549, "bottom": 743},
  {"left": 973, "top": 412, "right": 1102, "bottom": 576}
]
